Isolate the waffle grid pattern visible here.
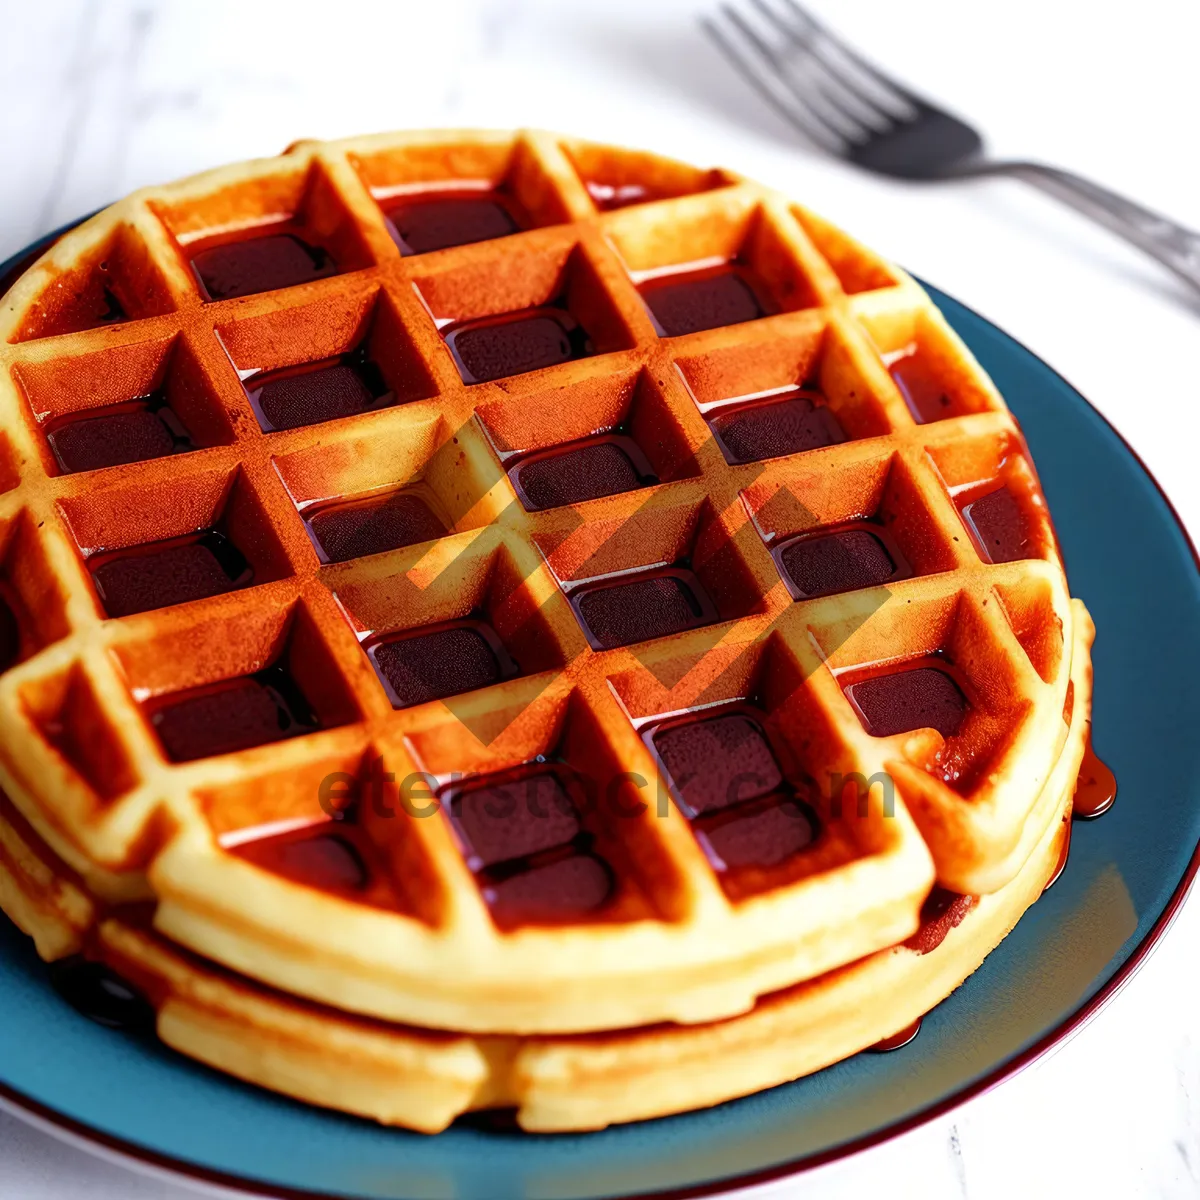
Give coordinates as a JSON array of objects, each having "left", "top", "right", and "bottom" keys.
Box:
[{"left": 0, "top": 131, "right": 1077, "bottom": 1035}]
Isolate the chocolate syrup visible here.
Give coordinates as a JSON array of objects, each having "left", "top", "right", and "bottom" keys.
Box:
[
  {"left": 959, "top": 484, "right": 1031, "bottom": 565},
  {"left": 904, "top": 888, "right": 978, "bottom": 954},
  {"left": 384, "top": 190, "right": 526, "bottom": 255},
  {"left": 234, "top": 826, "right": 370, "bottom": 893},
  {"left": 843, "top": 660, "right": 970, "bottom": 740},
  {"left": 367, "top": 618, "right": 518, "bottom": 709},
  {"left": 1073, "top": 732, "right": 1117, "bottom": 818},
  {"left": 244, "top": 343, "right": 394, "bottom": 433},
  {"left": 695, "top": 794, "right": 820, "bottom": 871},
  {"left": 508, "top": 434, "right": 658, "bottom": 512},
  {"left": 569, "top": 565, "right": 718, "bottom": 650},
  {"left": 88, "top": 529, "right": 254, "bottom": 618},
  {"left": 48, "top": 956, "right": 155, "bottom": 1031},
  {"left": 652, "top": 712, "right": 782, "bottom": 818},
  {"left": 1033, "top": 728, "right": 1117, "bottom": 899},
  {"left": 709, "top": 389, "right": 846, "bottom": 465},
  {"left": 145, "top": 663, "right": 320, "bottom": 763},
  {"left": 639, "top": 264, "right": 774, "bottom": 338},
  {"left": 868, "top": 1018, "right": 922, "bottom": 1052},
  {"left": 45, "top": 392, "right": 195, "bottom": 474},
  {"left": 442, "top": 306, "right": 593, "bottom": 384},
  {"left": 441, "top": 764, "right": 617, "bottom": 925},
  {"left": 644, "top": 703, "right": 825, "bottom": 884},
  {"left": 772, "top": 521, "right": 911, "bottom": 601},
  {"left": 450, "top": 771, "right": 583, "bottom": 871},
  {"left": 484, "top": 852, "right": 614, "bottom": 921},
  {"left": 1042, "top": 734, "right": 1117, "bottom": 890},
  {"left": 306, "top": 489, "right": 447, "bottom": 563},
  {"left": 190, "top": 231, "right": 338, "bottom": 301},
  {"left": 225, "top": 818, "right": 417, "bottom": 911},
  {"left": 878, "top": 726, "right": 1115, "bottom": 1030},
  {"left": 888, "top": 347, "right": 954, "bottom": 424}
]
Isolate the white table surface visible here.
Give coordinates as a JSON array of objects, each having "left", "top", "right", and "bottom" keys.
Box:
[{"left": 1, "top": 1, "right": 1199, "bottom": 1197}]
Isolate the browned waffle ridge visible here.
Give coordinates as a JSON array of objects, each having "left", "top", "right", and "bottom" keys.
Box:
[{"left": 0, "top": 130, "right": 1082, "bottom": 1035}]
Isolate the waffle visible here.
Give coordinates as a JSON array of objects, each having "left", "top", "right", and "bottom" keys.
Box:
[
  {"left": 0, "top": 130, "right": 1085, "bottom": 1038},
  {"left": 0, "top": 602, "right": 1091, "bottom": 1131}
]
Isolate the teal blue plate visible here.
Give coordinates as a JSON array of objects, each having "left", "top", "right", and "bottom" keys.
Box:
[{"left": 2, "top": 228, "right": 1199, "bottom": 1199}]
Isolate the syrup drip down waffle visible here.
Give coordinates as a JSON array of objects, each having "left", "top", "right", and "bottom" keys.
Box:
[{"left": 0, "top": 129, "right": 1093, "bottom": 1110}]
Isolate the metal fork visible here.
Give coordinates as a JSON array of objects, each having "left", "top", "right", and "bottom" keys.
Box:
[{"left": 704, "top": 0, "right": 1200, "bottom": 295}]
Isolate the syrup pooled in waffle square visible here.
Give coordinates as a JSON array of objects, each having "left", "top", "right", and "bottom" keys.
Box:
[{"left": 0, "top": 131, "right": 1080, "bottom": 1036}]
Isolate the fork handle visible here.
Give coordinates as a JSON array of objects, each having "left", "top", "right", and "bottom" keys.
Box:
[{"left": 975, "top": 161, "right": 1200, "bottom": 294}]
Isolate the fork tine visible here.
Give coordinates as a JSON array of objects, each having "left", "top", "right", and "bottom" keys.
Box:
[
  {"left": 701, "top": 14, "right": 848, "bottom": 152},
  {"left": 718, "top": 6, "right": 870, "bottom": 143},
  {"left": 750, "top": 0, "right": 914, "bottom": 123},
  {"left": 745, "top": 0, "right": 899, "bottom": 135},
  {"left": 774, "top": 0, "right": 920, "bottom": 116}
]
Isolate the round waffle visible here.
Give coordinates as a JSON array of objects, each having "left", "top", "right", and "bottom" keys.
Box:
[
  {"left": 0, "top": 130, "right": 1085, "bottom": 1036},
  {"left": 0, "top": 602, "right": 1091, "bottom": 1131}
]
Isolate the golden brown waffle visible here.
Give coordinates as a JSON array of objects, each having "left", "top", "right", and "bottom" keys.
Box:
[
  {"left": 0, "top": 603, "right": 1091, "bottom": 1131},
  {"left": 0, "top": 130, "right": 1082, "bottom": 1035}
]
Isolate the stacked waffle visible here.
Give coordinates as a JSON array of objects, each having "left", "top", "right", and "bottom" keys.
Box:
[{"left": 0, "top": 130, "right": 1092, "bottom": 1132}]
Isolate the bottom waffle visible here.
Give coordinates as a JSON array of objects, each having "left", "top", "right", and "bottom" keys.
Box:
[{"left": 0, "top": 607, "right": 1093, "bottom": 1133}]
